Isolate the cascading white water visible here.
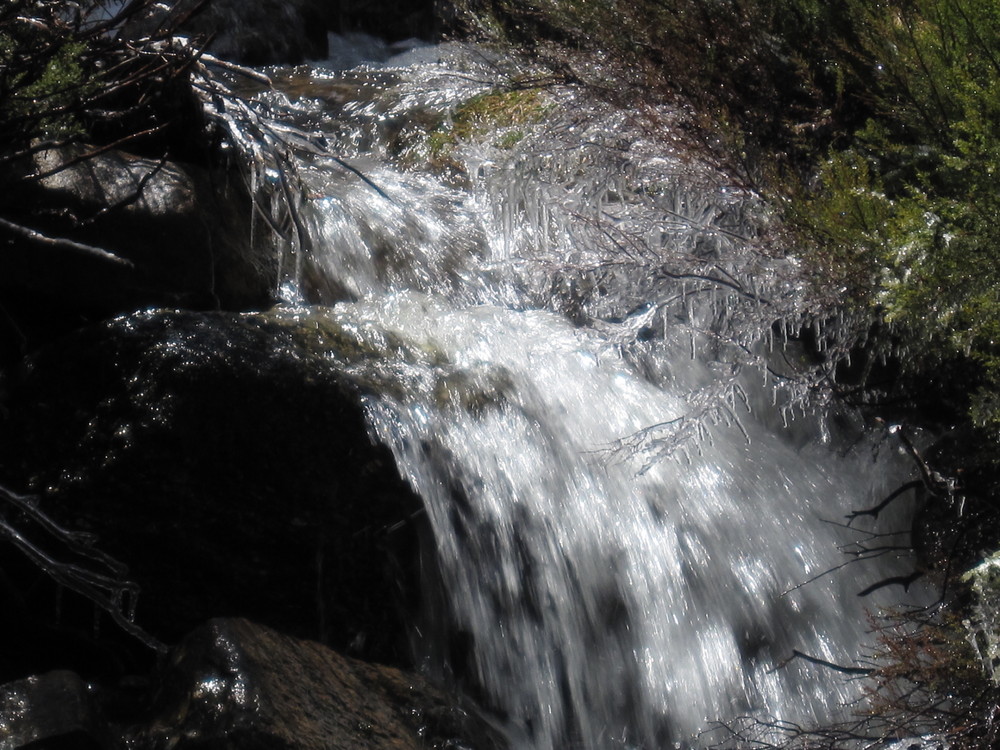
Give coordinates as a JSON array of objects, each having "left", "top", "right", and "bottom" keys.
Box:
[
  {"left": 268, "top": 41, "right": 919, "bottom": 748},
  {"left": 328, "top": 291, "right": 910, "bottom": 749}
]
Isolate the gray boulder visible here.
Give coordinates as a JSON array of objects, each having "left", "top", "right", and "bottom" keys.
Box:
[
  {"left": 0, "top": 146, "right": 277, "bottom": 314},
  {"left": 0, "top": 619, "right": 506, "bottom": 750}
]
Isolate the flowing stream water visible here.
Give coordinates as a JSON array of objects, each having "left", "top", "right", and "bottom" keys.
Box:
[{"left": 258, "top": 40, "right": 917, "bottom": 749}]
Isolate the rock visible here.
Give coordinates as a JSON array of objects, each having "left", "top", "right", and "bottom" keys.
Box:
[
  {"left": 0, "top": 309, "right": 426, "bottom": 665},
  {"left": 0, "top": 619, "right": 505, "bottom": 750},
  {"left": 0, "top": 146, "right": 281, "bottom": 369},
  {"left": 122, "top": 0, "right": 329, "bottom": 65},
  {"left": 0, "top": 670, "right": 104, "bottom": 749},
  {"left": 126, "top": 618, "right": 506, "bottom": 750},
  {"left": 0, "top": 145, "right": 277, "bottom": 310},
  {"left": 120, "top": 0, "right": 443, "bottom": 63}
]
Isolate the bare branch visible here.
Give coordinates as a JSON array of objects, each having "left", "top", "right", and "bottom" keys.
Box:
[
  {"left": 857, "top": 571, "right": 923, "bottom": 597},
  {"left": 0, "top": 483, "right": 164, "bottom": 652},
  {"left": 846, "top": 479, "right": 922, "bottom": 526},
  {"left": 0, "top": 214, "right": 135, "bottom": 268}
]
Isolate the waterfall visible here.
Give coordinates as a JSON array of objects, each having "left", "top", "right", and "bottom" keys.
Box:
[{"left": 269, "top": 41, "right": 918, "bottom": 748}]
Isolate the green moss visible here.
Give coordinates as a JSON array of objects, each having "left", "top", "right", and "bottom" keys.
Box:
[
  {"left": 399, "top": 88, "right": 548, "bottom": 171},
  {"left": 427, "top": 87, "right": 549, "bottom": 161}
]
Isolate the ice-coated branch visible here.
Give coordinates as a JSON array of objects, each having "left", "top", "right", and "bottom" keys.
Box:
[{"left": 0, "top": 483, "right": 164, "bottom": 652}]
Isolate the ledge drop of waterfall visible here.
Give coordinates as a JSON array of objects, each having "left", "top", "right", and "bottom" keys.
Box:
[{"left": 268, "top": 41, "right": 918, "bottom": 749}]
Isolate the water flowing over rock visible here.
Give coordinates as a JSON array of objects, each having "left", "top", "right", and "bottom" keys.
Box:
[{"left": 248, "top": 42, "right": 922, "bottom": 748}]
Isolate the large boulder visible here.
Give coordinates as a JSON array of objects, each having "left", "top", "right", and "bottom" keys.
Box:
[
  {"left": 0, "top": 147, "right": 279, "bottom": 366},
  {"left": 0, "top": 308, "right": 426, "bottom": 670},
  {"left": 0, "top": 618, "right": 507, "bottom": 750},
  {"left": 135, "top": 618, "right": 506, "bottom": 750},
  {"left": 122, "top": 0, "right": 330, "bottom": 65},
  {"left": 0, "top": 146, "right": 277, "bottom": 306}
]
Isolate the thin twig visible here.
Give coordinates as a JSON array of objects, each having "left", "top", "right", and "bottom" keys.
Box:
[
  {"left": 0, "top": 483, "right": 164, "bottom": 652},
  {"left": 772, "top": 649, "right": 873, "bottom": 676},
  {"left": 0, "top": 214, "right": 134, "bottom": 268}
]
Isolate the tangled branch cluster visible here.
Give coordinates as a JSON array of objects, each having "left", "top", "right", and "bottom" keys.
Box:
[{"left": 1, "top": 0, "right": 323, "bottom": 266}]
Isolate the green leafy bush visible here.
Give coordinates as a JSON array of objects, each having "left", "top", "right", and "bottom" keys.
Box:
[{"left": 798, "top": 0, "right": 1000, "bottom": 446}]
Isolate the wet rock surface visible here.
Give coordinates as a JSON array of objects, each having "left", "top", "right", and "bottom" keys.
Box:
[
  {"left": 122, "top": 0, "right": 329, "bottom": 65},
  {"left": 0, "top": 619, "right": 505, "bottom": 750},
  {"left": 133, "top": 618, "right": 506, "bottom": 750},
  {"left": 0, "top": 147, "right": 278, "bottom": 366},
  {"left": 0, "top": 670, "right": 103, "bottom": 748},
  {"left": 0, "top": 147, "right": 277, "bottom": 302},
  {"left": 0, "top": 309, "right": 426, "bottom": 666},
  {"left": 121, "top": 0, "right": 439, "bottom": 64}
]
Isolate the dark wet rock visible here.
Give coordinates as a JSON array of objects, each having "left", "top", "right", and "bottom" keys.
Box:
[
  {"left": 0, "top": 146, "right": 276, "bottom": 311},
  {"left": 0, "top": 619, "right": 505, "bottom": 750},
  {"left": 0, "top": 309, "right": 425, "bottom": 666},
  {"left": 122, "top": 0, "right": 329, "bottom": 65},
  {"left": 0, "top": 621, "right": 505, "bottom": 750},
  {"left": 127, "top": 618, "right": 506, "bottom": 750},
  {"left": 0, "top": 670, "right": 103, "bottom": 748},
  {"left": 121, "top": 0, "right": 440, "bottom": 63},
  {"left": 0, "top": 146, "right": 279, "bottom": 367}
]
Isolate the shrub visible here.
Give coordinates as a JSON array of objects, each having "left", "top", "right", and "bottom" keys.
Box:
[
  {"left": 0, "top": 3, "right": 99, "bottom": 147},
  {"left": 794, "top": 0, "right": 1000, "bottom": 452}
]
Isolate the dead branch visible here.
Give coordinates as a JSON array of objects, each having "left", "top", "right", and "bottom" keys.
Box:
[
  {"left": 879, "top": 419, "right": 953, "bottom": 497},
  {"left": 846, "top": 479, "right": 922, "bottom": 526},
  {"left": 856, "top": 571, "right": 924, "bottom": 596},
  {"left": 27, "top": 122, "right": 173, "bottom": 183},
  {"left": 0, "top": 482, "right": 164, "bottom": 652},
  {"left": 77, "top": 153, "right": 169, "bottom": 227},
  {"left": 0, "top": 214, "right": 135, "bottom": 268},
  {"left": 773, "top": 649, "right": 873, "bottom": 675},
  {"left": 198, "top": 51, "right": 273, "bottom": 85}
]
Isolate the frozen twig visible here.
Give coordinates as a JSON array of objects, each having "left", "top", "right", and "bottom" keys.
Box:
[{"left": 0, "top": 483, "right": 164, "bottom": 652}]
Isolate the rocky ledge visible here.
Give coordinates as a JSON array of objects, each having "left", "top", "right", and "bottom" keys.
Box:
[{"left": 0, "top": 618, "right": 505, "bottom": 750}]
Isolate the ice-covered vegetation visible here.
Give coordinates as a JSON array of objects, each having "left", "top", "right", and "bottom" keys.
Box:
[
  {"left": 445, "top": 0, "right": 1000, "bottom": 462},
  {"left": 402, "top": 0, "right": 1000, "bottom": 744},
  {"left": 5, "top": 0, "right": 1000, "bottom": 747}
]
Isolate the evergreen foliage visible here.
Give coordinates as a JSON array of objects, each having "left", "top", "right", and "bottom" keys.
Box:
[
  {"left": 0, "top": 2, "right": 97, "bottom": 146},
  {"left": 806, "top": 0, "right": 1000, "bottom": 445}
]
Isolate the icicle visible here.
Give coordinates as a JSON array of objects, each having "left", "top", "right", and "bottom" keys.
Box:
[
  {"left": 274, "top": 51, "right": 918, "bottom": 750},
  {"left": 729, "top": 403, "right": 750, "bottom": 444}
]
